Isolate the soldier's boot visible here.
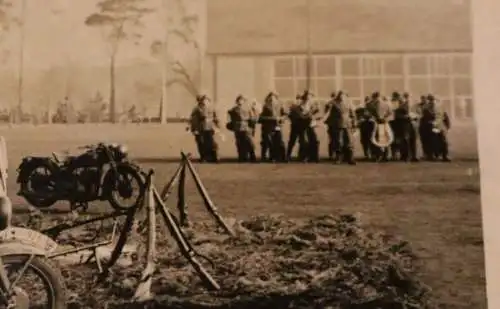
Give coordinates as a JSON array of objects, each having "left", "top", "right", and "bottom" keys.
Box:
[
  {"left": 328, "top": 142, "right": 334, "bottom": 160},
  {"left": 409, "top": 139, "right": 419, "bottom": 162},
  {"left": 345, "top": 148, "right": 356, "bottom": 165},
  {"left": 260, "top": 142, "right": 268, "bottom": 162},
  {"left": 298, "top": 143, "right": 308, "bottom": 163},
  {"left": 248, "top": 147, "right": 257, "bottom": 163},
  {"left": 400, "top": 139, "right": 410, "bottom": 162},
  {"left": 361, "top": 142, "right": 370, "bottom": 161},
  {"left": 310, "top": 142, "right": 320, "bottom": 163},
  {"left": 333, "top": 151, "right": 341, "bottom": 164},
  {"left": 441, "top": 135, "right": 451, "bottom": 162}
]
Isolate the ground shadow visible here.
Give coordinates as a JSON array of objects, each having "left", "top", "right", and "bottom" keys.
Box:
[{"left": 135, "top": 156, "right": 479, "bottom": 164}]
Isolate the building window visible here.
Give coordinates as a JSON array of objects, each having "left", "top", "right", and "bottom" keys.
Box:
[
  {"left": 404, "top": 53, "right": 473, "bottom": 121},
  {"left": 342, "top": 78, "right": 362, "bottom": 98},
  {"left": 362, "top": 58, "right": 383, "bottom": 77},
  {"left": 408, "top": 56, "right": 428, "bottom": 76},
  {"left": 274, "top": 78, "right": 294, "bottom": 99},
  {"left": 294, "top": 57, "right": 308, "bottom": 78},
  {"left": 429, "top": 77, "right": 451, "bottom": 97},
  {"left": 408, "top": 77, "right": 430, "bottom": 96},
  {"left": 452, "top": 55, "right": 471, "bottom": 75},
  {"left": 341, "top": 57, "right": 361, "bottom": 77},
  {"left": 316, "top": 78, "right": 335, "bottom": 98},
  {"left": 362, "top": 77, "right": 383, "bottom": 95},
  {"left": 316, "top": 56, "right": 336, "bottom": 77},
  {"left": 274, "top": 58, "right": 293, "bottom": 78},
  {"left": 383, "top": 56, "right": 404, "bottom": 76},
  {"left": 454, "top": 96, "right": 474, "bottom": 120},
  {"left": 453, "top": 76, "right": 472, "bottom": 97},
  {"left": 384, "top": 77, "right": 405, "bottom": 95},
  {"left": 429, "top": 55, "right": 451, "bottom": 76}
]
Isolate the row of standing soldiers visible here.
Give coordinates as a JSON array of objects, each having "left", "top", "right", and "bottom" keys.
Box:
[{"left": 188, "top": 91, "right": 451, "bottom": 164}]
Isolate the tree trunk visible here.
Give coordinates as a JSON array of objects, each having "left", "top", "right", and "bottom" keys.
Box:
[{"left": 109, "top": 54, "right": 117, "bottom": 123}]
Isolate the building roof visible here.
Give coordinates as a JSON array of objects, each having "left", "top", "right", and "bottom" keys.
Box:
[{"left": 206, "top": 0, "right": 472, "bottom": 55}]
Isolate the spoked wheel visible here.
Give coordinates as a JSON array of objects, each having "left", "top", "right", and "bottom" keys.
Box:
[
  {"left": 0, "top": 255, "right": 66, "bottom": 309},
  {"left": 107, "top": 165, "right": 145, "bottom": 212},
  {"left": 19, "top": 165, "right": 57, "bottom": 209}
]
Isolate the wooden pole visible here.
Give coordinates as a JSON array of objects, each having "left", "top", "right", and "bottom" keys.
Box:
[
  {"left": 177, "top": 162, "right": 188, "bottom": 226},
  {"left": 16, "top": 0, "right": 27, "bottom": 124},
  {"left": 182, "top": 152, "right": 234, "bottom": 236},
  {"left": 133, "top": 172, "right": 157, "bottom": 301},
  {"left": 160, "top": 160, "right": 184, "bottom": 201},
  {"left": 98, "top": 188, "right": 144, "bottom": 281},
  {"left": 153, "top": 187, "right": 220, "bottom": 291}
]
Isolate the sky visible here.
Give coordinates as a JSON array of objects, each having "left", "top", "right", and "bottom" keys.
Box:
[{"left": 1, "top": 0, "right": 168, "bottom": 71}]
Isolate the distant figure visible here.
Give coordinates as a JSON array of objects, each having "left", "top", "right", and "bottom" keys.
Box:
[
  {"left": 227, "top": 95, "right": 257, "bottom": 162},
  {"left": 323, "top": 92, "right": 337, "bottom": 160},
  {"left": 357, "top": 96, "right": 374, "bottom": 161},
  {"left": 249, "top": 99, "right": 261, "bottom": 137},
  {"left": 366, "top": 92, "right": 393, "bottom": 162},
  {"left": 189, "top": 95, "right": 220, "bottom": 163},
  {"left": 324, "top": 91, "right": 357, "bottom": 165},
  {"left": 258, "top": 92, "right": 287, "bottom": 162},
  {"left": 286, "top": 94, "right": 303, "bottom": 161},
  {"left": 295, "top": 90, "right": 321, "bottom": 163},
  {"left": 421, "top": 94, "right": 451, "bottom": 162}
]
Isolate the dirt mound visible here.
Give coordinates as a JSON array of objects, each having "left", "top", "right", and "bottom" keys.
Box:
[{"left": 59, "top": 214, "right": 435, "bottom": 309}]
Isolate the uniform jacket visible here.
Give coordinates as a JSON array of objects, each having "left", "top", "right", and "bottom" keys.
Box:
[
  {"left": 324, "top": 99, "right": 357, "bottom": 128},
  {"left": 421, "top": 102, "right": 451, "bottom": 130},
  {"left": 227, "top": 104, "right": 255, "bottom": 132},
  {"left": 189, "top": 103, "right": 219, "bottom": 132},
  {"left": 392, "top": 99, "right": 410, "bottom": 120},
  {"left": 258, "top": 100, "right": 286, "bottom": 130},
  {"left": 289, "top": 101, "right": 321, "bottom": 125},
  {"left": 366, "top": 99, "right": 393, "bottom": 123}
]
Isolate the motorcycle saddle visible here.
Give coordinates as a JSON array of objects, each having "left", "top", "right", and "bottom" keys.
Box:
[{"left": 51, "top": 151, "right": 73, "bottom": 164}]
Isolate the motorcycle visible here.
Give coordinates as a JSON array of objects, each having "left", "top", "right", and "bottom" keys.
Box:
[
  {"left": 16, "top": 143, "right": 146, "bottom": 212},
  {"left": 0, "top": 196, "right": 66, "bottom": 309}
]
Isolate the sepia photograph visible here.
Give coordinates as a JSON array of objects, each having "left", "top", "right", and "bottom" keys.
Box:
[{"left": 0, "top": 0, "right": 486, "bottom": 308}]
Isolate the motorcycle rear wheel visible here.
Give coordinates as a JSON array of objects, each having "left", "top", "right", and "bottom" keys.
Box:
[
  {"left": 107, "top": 164, "right": 145, "bottom": 212},
  {"left": 1, "top": 254, "right": 66, "bottom": 309},
  {"left": 19, "top": 164, "right": 58, "bottom": 209}
]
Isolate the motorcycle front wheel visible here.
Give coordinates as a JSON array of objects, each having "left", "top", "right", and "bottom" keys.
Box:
[
  {"left": 106, "top": 164, "right": 145, "bottom": 212},
  {"left": 0, "top": 254, "right": 66, "bottom": 309}
]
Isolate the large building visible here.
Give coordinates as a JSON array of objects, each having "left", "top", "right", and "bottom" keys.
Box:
[{"left": 199, "top": 0, "right": 472, "bottom": 123}]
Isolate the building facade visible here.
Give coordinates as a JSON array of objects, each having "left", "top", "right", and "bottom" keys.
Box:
[{"left": 201, "top": 0, "right": 473, "bottom": 123}]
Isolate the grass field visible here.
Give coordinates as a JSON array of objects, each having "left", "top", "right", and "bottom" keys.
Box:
[{"left": 0, "top": 123, "right": 486, "bottom": 309}]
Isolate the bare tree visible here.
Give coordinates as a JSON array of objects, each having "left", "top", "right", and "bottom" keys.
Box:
[
  {"left": 0, "top": 1, "right": 17, "bottom": 123},
  {"left": 85, "top": 0, "right": 153, "bottom": 123},
  {"left": 0, "top": 1, "right": 13, "bottom": 38},
  {"left": 151, "top": 0, "right": 203, "bottom": 122}
]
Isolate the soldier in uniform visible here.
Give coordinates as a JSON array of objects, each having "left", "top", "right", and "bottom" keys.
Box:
[
  {"left": 324, "top": 91, "right": 357, "bottom": 165},
  {"left": 227, "top": 95, "right": 257, "bottom": 162},
  {"left": 258, "top": 92, "right": 287, "bottom": 162},
  {"left": 357, "top": 96, "right": 374, "bottom": 161},
  {"left": 324, "top": 92, "right": 337, "bottom": 161},
  {"left": 366, "top": 92, "right": 393, "bottom": 162},
  {"left": 390, "top": 92, "right": 419, "bottom": 162},
  {"left": 296, "top": 90, "right": 321, "bottom": 163},
  {"left": 421, "top": 94, "right": 451, "bottom": 161},
  {"left": 249, "top": 99, "right": 261, "bottom": 137},
  {"left": 416, "top": 95, "right": 432, "bottom": 160},
  {"left": 286, "top": 94, "right": 303, "bottom": 161},
  {"left": 402, "top": 92, "right": 419, "bottom": 162},
  {"left": 189, "top": 95, "right": 220, "bottom": 163}
]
